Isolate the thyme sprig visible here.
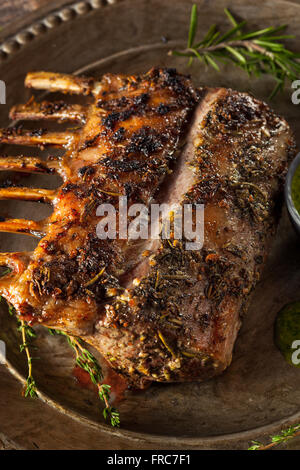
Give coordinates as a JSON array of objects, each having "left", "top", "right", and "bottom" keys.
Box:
[
  {"left": 170, "top": 5, "right": 300, "bottom": 97},
  {"left": 249, "top": 424, "right": 300, "bottom": 450},
  {"left": 5, "top": 301, "right": 38, "bottom": 397},
  {"left": 18, "top": 319, "right": 38, "bottom": 398},
  {"left": 49, "top": 329, "right": 120, "bottom": 427},
  {"left": 3, "top": 299, "right": 119, "bottom": 426}
]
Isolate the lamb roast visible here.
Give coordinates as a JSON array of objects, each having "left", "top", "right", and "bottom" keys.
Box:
[{"left": 0, "top": 68, "right": 296, "bottom": 388}]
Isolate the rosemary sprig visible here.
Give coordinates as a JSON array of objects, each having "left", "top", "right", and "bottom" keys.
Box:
[
  {"left": 49, "top": 329, "right": 120, "bottom": 427},
  {"left": 249, "top": 424, "right": 300, "bottom": 450},
  {"left": 170, "top": 5, "right": 300, "bottom": 97},
  {"left": 18, "top": 319, "right": 38, "bottom": 398}
]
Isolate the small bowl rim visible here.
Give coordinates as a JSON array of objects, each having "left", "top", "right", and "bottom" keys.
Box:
[{"left": 285, "top": 151, "right": 300, "bottom": 230}]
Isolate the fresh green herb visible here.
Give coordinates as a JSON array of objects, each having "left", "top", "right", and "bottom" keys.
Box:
[
  {"left": 169, "top": 5, "right": 300, "bottom": 97},
  {"left": 2, "top": 300, "right": 38, "bottom": 397},
  {"left": 18, "top": 319, "right": 38, "bottom": 398},
  {"left": 187, "top": 4, "right": 198, "bottom": 49},
  {"left": 249, "top": 424, "right": 300, "bottom": 450},
  {"left": 48, "top": 329, "right": 120, "bottom": 427}
]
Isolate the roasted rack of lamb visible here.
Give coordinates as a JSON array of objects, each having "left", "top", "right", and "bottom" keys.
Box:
[{"left": 0, "top": 68, "right": 296, "bottom": 388}]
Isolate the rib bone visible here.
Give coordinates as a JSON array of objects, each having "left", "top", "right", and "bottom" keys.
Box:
[
  {"left": 10, "top": 100, "right": 87, "bottom": 124},
  {"left": 0, "top": 156, "right": 54, "bottom": 173},
  {"left": 0, "top": 187, "right": 55, "bottom": 203},
  {"left": 25, "top": 72, "right": 99, "bottom": 95},
  {"left": 0, "top": 218, "right": 44, "bottom": 237},
  {"left": 0, "top": 129, "right": 74, "bottom": 148}
]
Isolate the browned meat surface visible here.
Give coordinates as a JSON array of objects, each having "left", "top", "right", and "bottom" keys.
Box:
[{"left": 0, "top": 68, "right": 296, "bottom": 388}]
